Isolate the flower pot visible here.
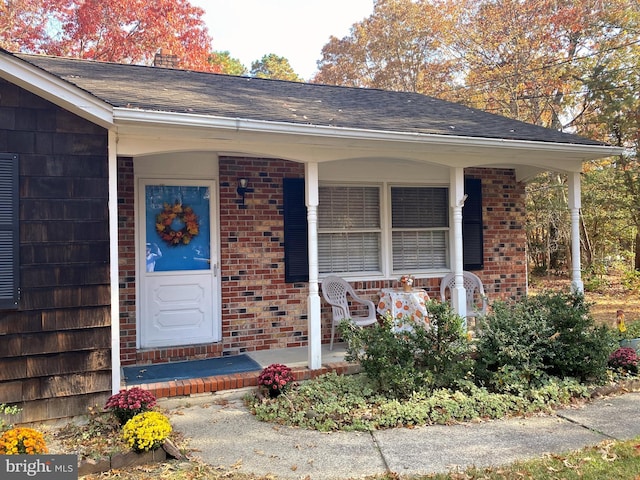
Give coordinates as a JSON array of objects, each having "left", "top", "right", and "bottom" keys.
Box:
[
  {"left": 268, "top": 388, "right": 282, "bottom": 398},
  {"left": 403, "top": 284, "right": 412, "bottom": 292},
  {"left": 619, "top": 338, "right": 640, "bottom": 353}
]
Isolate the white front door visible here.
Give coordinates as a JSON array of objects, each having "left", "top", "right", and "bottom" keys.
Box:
[{"left": 139, "top": 180, "right": 219, "bottom": 348}]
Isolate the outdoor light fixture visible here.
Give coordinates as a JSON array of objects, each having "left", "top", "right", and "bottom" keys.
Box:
[{"left": 236, "top": 178, "right": 253, "bottom": 205}]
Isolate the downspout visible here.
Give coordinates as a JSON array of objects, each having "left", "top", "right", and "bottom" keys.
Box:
[
  {"left": 108, "top": 130, "right": 121, "bottom": 392},
  {"left": 450, "top": 168, "right": 468, "bottom": 320},
  {"left": 305, "top": 163, "right": 322, "bottom": 369},
  {"left": 568, "top": 172, "right": 584, "bottom": 293}
]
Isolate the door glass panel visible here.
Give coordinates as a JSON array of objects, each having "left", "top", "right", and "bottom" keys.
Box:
[{"left": 145, "top": 185, "right": 210, "bottom": 272}]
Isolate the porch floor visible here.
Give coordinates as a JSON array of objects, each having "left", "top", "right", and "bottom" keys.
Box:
[{"left": 124, "top": 343, "right": 357, "bottom": 399}]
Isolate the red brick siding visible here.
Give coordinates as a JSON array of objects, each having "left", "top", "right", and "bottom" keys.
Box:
[
  {"left": 117, "top": 157, "right": 136, "bottom": 364},
  {"left": 117, "top": 160, "right": 527, "bottom": 365},
  {"left": 465, "top": 167, "right": 527, "bottom": 301},
  {"left": 218, "top": 157, "right": 308, "bottom": 354}
]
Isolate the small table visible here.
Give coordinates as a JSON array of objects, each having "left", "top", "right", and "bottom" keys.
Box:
[{"left": 377, "top": 288, "right": 430, "bottom": 331}]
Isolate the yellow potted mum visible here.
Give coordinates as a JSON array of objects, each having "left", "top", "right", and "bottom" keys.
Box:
[{"left": 122, "top": 411, "right": 172, "bottom": 453}]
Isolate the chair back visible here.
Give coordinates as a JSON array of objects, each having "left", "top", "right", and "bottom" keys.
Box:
[
  {"left": 440, "top": 271, "right": 487, "bottom": 316},
  {"left": 321, "top": 275, "right": 354, "bottom": 321}
]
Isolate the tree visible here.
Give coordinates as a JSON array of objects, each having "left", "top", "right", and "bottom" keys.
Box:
[
  {"left": 0, "top": 0, "right": 217, "bottom": 72},
  {"left": 314, "top": 0, "right": 456, "bottom": 94},
  {"left": 250, "top": 53, "right": 302, "bottom": 82},
  {"left": 578, "top": 19, "right": 640, "bottom": 269},
  {"left": 314, "top": 0, "right": 640, "bottom": 273},
  {"left": 209, "top": 50, "right": 247, "bottom": 76}
]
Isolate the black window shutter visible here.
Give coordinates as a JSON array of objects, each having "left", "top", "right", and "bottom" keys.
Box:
[
  {"left": 283, "top": 178, "right": 309, "bottom": 283},
  {"left": 463, "top": 177, "right": 484, "bottom": 270},
  {"left": 0, "top": 154, "right": 19, "bottom": 309}
]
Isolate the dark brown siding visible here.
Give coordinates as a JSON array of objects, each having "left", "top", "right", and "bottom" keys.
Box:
[{"left": 0, "top": 79, "right": 111, "bottom": 424}]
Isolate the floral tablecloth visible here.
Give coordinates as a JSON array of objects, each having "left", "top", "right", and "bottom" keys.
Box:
[{"left": 377, "top": 288, "right": 430, "bottom": 331}]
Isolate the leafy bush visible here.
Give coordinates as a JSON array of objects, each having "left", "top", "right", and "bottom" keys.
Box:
[
  {"left": 0, "top": 404, "right": 20, "bottom": 432},
  {"left": 542, "top": 292, "right": 614, "bottom": 381},
  {"left": 474, "top": 291, "right": 614, "bottom": 393},
  {"left": 621, "top": 268, "right": 640, "bottom": 293},
  {"left": 257, "top": 363, "right": 295, "bottom": 397},
  {"left": 340, "top": 300, "right": 472, "bottom": 399},
  {"left": 608, "top": 347, "right": 638, "bottom": 374},
  {"left": 104, "top": 387, "right": 157, "bottom": 424},
  {"left": 247, "top": 371, "right": 590, "bottom": 431},
  {"left": 0, "top": 427, "right": 48, "bottom": 454},
  {"left": 122, "top": 411, "right": 172, "bottom": 452}
]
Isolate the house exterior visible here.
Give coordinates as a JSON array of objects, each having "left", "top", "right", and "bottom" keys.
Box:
[{"left": 0, "top": 50, "right": 620, "bottom": 423}]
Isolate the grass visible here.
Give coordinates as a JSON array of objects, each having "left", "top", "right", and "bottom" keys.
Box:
[{"left": 425, "top": 438, "right": 640, "bottom": 479}]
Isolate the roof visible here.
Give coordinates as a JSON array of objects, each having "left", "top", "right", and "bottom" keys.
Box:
[{"left": 13, "top": 52, "right": 605, "bottom": 147}]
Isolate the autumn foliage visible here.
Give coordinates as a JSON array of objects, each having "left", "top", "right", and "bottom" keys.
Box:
[{"left": 0, "top": 0, "right": 219, "bottom": 72}]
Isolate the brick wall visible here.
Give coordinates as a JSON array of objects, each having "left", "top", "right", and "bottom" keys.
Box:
[
  {"left": 466, "top": 167, "right": 528, "bottom": 301},
  {"left": 117, "top": 159, "right": 528, "bottom": 365},
  {"left": 117, "top": 157, "right": 136, "bottom": 364},
  {"left": 218, "top": 157, "right": 309, "bottom": 354}
]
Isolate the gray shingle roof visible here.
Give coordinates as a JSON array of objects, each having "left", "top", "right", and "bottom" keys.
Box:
[{"left": 16, "top": 52, "right": 604, "bottom": 146}]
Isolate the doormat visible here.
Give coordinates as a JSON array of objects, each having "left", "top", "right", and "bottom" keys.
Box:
[{"left": 123, "top": 354, "right": 262, "bottom": 385}]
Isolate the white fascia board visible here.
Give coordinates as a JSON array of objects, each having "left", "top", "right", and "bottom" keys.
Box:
[
  {"left": 1, "top": 54, "right": 113, "bottom": 129},
  {"left": 114, "top": 108, "right": 623, "bottom": 162}
]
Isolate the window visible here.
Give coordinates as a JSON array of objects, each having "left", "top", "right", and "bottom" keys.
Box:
[
  {"left": 0, "top": 153, "right": 19, "bottom": 309},
  {"left": 318, "top": 185, "right": 381, "bottom": 275},
  {"left": 317, "top": 184, "right": 449, "bottom": 276},
  {"left": 286, "top": 180, "right": 478, "bottom": 280},
  {"left": 391, "top": 187, "right": 449, "bottom": 271}
]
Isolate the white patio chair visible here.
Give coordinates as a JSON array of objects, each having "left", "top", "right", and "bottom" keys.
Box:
[
  {"left": 439, "top": 271, "right": 488, "bottom": 330},
  {"left": 321, "top": 275, "right": 378, "bottom": 350}
]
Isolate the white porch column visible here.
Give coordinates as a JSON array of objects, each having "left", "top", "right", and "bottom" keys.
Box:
[
  {"left": 568, "top": 172, "right": 584, "bottom": 294},
  {"left": 450, "top": 168, "right": 467, "bottom": 319},
  {"left": 305, "top": 163, "right": 322, "bottom": 370}
]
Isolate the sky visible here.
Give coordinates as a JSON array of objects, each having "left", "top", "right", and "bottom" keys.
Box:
[{"left": 189, "top": 0, "right": 374, "bottom": 80}]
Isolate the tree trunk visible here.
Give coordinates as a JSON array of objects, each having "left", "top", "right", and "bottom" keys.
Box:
[{"left": 635, "top": 232, "right": 640, "bottom": 271}]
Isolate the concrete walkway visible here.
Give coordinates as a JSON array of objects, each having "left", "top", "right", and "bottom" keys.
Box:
[{"left": 161, "top": 388, "right": 640, "bottom": 479}]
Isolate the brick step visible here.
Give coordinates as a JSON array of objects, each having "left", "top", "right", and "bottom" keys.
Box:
[{"left": 135, "top": 361, "right": 360, "bottom": 399}]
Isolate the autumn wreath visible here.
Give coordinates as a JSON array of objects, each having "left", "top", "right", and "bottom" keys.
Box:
[{"left": 155, "top": 201, "right": 199, "bottom": 246}]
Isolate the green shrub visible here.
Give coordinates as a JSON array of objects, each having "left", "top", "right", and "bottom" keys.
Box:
[
  {"left": 248, "top": 372, "right": 590, "bottom": 431},
  {"left": 621, "top": 268, "right": 640, "bottom": 293},
  {"left": 543, "top": 292, "right": 615, "bottom": 381},
  {"left": 340, "top": 300, "right": 472, "bottom": 399},
  {"left": 475, "top": 291, "right": 614, "bottom": 393},
  {"left": 0, "top": 404, "right": 21, "bottom": 432}
]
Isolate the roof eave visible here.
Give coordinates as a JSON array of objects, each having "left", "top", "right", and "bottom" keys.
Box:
[{"left": 114, "top": 107, "right": 623, "bottom": 163}]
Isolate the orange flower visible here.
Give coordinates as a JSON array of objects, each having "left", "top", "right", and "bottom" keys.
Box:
[{"left": 0, "top": 428, "right": 48, "bottom": 455}]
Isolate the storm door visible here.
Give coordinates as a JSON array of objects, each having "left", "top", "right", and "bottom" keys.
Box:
[{"left": 139, "top": 180, "right": 219, "bottom": 348}]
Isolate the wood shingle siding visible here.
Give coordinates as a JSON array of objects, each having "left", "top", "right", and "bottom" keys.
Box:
[{"left": 0, "top": 79, "right": 111, "bottom": 424}]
